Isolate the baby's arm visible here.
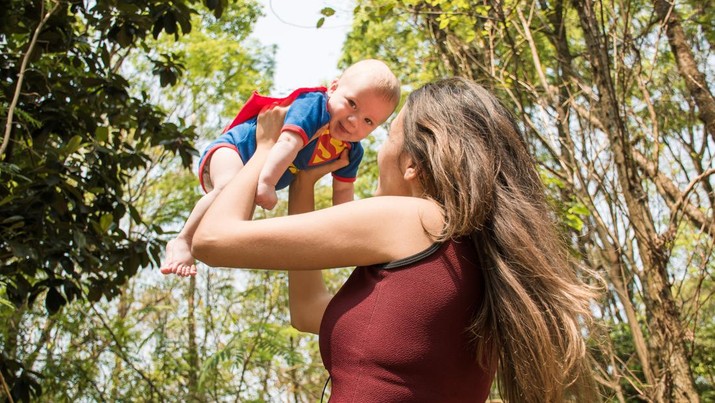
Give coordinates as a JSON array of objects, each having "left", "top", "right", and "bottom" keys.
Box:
[
  {"left": 256, "top": 130, "right": 303, "bottom": 210},
  {"left": 332, "top": 178, "right": 355, "bottom": 206}
]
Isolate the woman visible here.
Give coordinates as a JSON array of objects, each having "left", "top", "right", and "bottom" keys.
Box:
[{"left": 191, "top": 77, "right": 599, "bottom": 402}]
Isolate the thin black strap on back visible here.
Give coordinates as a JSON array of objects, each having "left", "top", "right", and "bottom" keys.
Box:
[
  {"left": 381, "top": 242, "right": 442, "bottom": 269},
  {"left": 320, "top": 375, "right": 331, "bottom": 403}
]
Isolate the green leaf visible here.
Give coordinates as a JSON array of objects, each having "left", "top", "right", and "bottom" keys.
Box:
[
  {"left": 95, "top": 126, "right": 109, "bottom": 143},
  {"left": 320, "top": 7, "right": 335, "bottom": 17},
  {"left": 73, "top": 230, "right": 87, "bottom": 249},
  {"left": 129, "top": 205, "right": 142, "bottom": 224},
  {"left": 0, "top": 297, "right": 14, "bottom": 309},
  {"left": 2, "top": 215, "right": 24, "bottom": 225},
  {"left": 565, "top": 214, "right": 584, "bottom": 231},
  {"left": 100, "top": 213, "right": 114, "bottom": 233},
  {"left": 568, "top": 203, "right": 590, "bottom": 216},
  {"left": 87, "top": 285, "right": 103, "bottom": 303},
  {"left": 316, "top": 17, "right": 325, "bottom": 28},
  {"left": 61, "top": 135, "right": 84, "bottom": 159}
]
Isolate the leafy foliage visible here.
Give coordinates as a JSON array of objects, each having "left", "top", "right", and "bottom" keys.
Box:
[
  {"left": 0, "top": 0, "right": 251, "bottom": 399},
  {"left": 1, "top": 0, "right": 214, "bottom": 314}
]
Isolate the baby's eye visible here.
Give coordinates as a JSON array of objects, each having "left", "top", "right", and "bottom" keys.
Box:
[
  {"left": 365, "top": 118, "right": 374, "bottom": 126},
  {"left": 348, "top": 99, "right": 356, "bottom": 109}
]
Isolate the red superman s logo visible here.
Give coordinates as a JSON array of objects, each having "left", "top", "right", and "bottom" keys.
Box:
[{"left": 309, "top": 131, "right": 348, "bottom": 165}]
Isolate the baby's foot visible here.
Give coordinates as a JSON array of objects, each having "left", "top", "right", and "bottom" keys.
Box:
[
  {"left": 256, "top": 182, "right": 278, "bottom": 210},
  {"left": 175, "top": 263, "right": 197, "bottom": 277},
  {"left": 161, "top": 237, "right": 196, "bottom": 275}
]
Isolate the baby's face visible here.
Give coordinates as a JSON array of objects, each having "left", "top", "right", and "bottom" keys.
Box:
[{"left": 326, "top": 76, "right": 395, "bottom": 142}]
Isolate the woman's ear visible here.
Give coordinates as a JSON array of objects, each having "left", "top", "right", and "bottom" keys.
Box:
[{"left": 402, "top": 157, "right": 418, "bottom": 181}]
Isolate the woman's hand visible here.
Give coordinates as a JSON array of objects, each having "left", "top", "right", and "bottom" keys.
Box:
[
  {"left": 255, "top": 101, "right": 289, "bottom": 148},
  {"left": 292, "top": 150, "right": 349, "bottom": 190}
]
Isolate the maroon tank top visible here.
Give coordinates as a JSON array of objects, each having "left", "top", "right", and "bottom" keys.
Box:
[{"left": 319, "top": 238, "right": 495, "bottom": 402}]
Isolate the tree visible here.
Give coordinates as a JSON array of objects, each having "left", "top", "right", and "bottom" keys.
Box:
[
  {"left": 0, "top": 0, "right": 338, "bottom": 400},
  {"left": 340, "top": 0, "right": 714, "bottom": 401},
  {"left": 0, "top": 0, "right": 241, "bottom": 399}
]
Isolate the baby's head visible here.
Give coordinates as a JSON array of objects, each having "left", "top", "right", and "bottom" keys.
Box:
[{"left": 326, "top": 59, "right": 401, "bottom": 142}]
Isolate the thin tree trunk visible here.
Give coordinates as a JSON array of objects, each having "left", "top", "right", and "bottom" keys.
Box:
[
  {"left": 23, "top": 317, "right": 54, "bottom": 371},
  {"left": 573, "top": 0, "right": 699, "bottom": 401},
  {"left": 544, "top": 0, "right": 654, "bottom": 389},
  {"left": 1, "top": 1, "right": 60, "bottom": 159},
  {"left": 594, "top": 224, "right": 655, "bottom": 388},
  {"left": 109, "top": 290, "right": 129, "bottom": 400},
  {"left": 187, "top": 276, "right": 200, "bottom": 401},
  {"left": 3, "top": 303, "right": 25, "bottom": 361},
  {"left": 261, "top": 360, "right": 271, "bottom": 402},
  {"left": 289, "top": 336, "right": 302, "bottom": 403},
  {"left": 653, "top": 0, "right": 715, "bottom": 144}
]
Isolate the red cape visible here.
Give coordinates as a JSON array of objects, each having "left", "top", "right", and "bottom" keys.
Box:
[{"left": 223, "top": 86, "right": 328, "bottom": 133}]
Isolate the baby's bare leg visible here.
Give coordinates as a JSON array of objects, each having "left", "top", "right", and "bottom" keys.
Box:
[{"left": 162, "top": 148, "right": 244, "bottom": 276}]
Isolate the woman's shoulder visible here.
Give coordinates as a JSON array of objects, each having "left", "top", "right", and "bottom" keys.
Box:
[
  {"left": 351, "top": 196, "right": 444, "bottom": 245},
  {"left": 264, "top": 196, "right": 445, "bottom": 267},
  {"left": 356, "top": 196, "right": 441, "bottom": 218}
]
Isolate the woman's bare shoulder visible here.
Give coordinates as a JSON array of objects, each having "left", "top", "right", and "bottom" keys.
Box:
[
  {"left": 349, "top": 196, "right": 444, "bottom": 249},
  {"left": 367, "top": 196, "right": 443, "bottom": 229}
]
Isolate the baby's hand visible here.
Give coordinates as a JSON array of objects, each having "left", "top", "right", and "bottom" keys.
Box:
[
  {"left": 256, "top": 181, "right": 278, "bottom": 210},
  {"left": 256, "top": 100, "right": 290, "bottom": 147}
]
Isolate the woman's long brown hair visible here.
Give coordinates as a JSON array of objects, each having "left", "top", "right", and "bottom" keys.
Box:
[{"left": 401, "top": 77, "right": 600, "bottom": 402}]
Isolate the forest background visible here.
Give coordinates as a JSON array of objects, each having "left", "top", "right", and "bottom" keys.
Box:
[{"left": 1, "top": 0, "right": 713, "bottom": 402}]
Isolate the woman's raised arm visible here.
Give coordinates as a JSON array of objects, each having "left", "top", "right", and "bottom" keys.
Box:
[
  {"left": 192, "top": 107, "right": 441, "bottom": 272},
  {"left": 286, "top": 152, "right": 349, "bottom": 334}
]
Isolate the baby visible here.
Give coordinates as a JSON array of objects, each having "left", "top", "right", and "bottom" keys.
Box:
[{"left": 161, "top": 59, "right": 400, "bottom": 275}]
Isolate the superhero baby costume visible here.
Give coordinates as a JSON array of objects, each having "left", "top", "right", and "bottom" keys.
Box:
[{"left": 198, "top": 87, "right": 364, "bottom": 193}]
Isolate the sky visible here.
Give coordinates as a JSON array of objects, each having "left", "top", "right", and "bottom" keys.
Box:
[{"left": 251, "top": 0, "right": 355, "bottom": 95}]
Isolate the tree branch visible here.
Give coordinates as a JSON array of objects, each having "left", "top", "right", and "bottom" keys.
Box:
[
  {"left": 1, "top": 0, "right": 61, "bottom": 159},
  {"left": 89, "top": 303, "right": 167, "bottom": 402},
  {"left": 0, "top": 370, "right": 14, "bottom": 403},
  {"left": 668, "top": 168, "right": 715, "bottom": 234},
  {"left": 653, "top": 0, "right": 715, "bottom": 143},
  {"left": 632, "top": 150, "right": 714, "bottom": 238}
]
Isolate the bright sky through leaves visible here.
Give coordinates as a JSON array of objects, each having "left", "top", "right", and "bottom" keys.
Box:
[{"left": 252, "top": 0, "right": 355, "bottom": 95}]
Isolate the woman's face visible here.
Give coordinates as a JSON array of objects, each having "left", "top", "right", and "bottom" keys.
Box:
[{"left": 375, "top": 108, "right": 413, "bottom": 197}]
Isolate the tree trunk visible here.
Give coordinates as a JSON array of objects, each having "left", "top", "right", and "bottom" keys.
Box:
[
  {"left": 3, "top": 303, "right": 25, "bottom": 361},
  {"left": 109, "top": 290, "right": 129, "bottom": 400},
  {"left": 547, "top": 0, "right": 653, "bottom": 394},
  {"left": 289, "top": 336, "right": 302, "bottom": 403},
  {"left": 653, "top": 0, "right": 715, "bottom": 144},
  {"left": 595, "top": 224, "right": 655, "bottom": 389},
  {"left": 544, "top": 2, "right": 654, "bottom": 389},
  {"left": 573, "top": 0, "right": 699, "bottom": 401},
  {"left": 187, "top": 276, "right": 200, "bottom": 401}
]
